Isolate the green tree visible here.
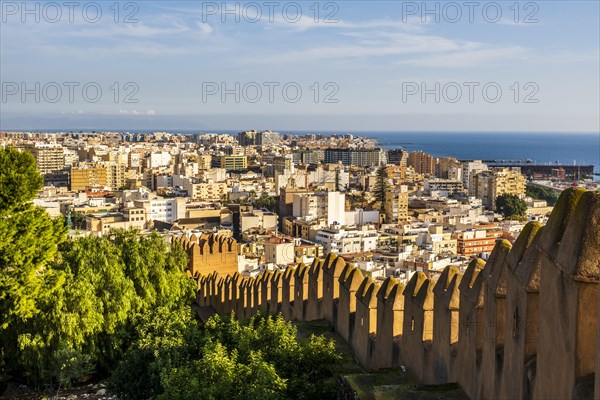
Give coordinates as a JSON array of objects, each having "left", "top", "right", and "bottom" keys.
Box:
[
  {"left": 112, "top": 313, "right": 341, "bottom": 400},
  {"left": 0, "top": 147, "right": 43, "bottom": 211},
  {"left": 2, "top": 224, "right": 194, "bottom": 386},
  {"left": 50, "top": 347, "right": 94, "bottom": 395},
  {"left": 0, "top": 148, "right": 67, "bottom": 384},
  {"left": 496, "top": 193, "right": 527, "bottom": 218},
  {"left": 526, "top": 184, "right": 560, "bottom": 205},
  {"left": 373, "top": 165, "right": 389, "bottom": 211},
  {"left": 253, "top": 192, "right": 277, "bottom": 212}
]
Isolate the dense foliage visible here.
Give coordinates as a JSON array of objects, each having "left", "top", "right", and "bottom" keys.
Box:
[
  {"left": 252, "top": 192, "right": 278, "bottom": 212},
  {"left": 111, "top": 313, "right": 342, "bottom": 400},
  {"left": 526, "top": 184, "right": 560, "bottom": 205},
  {"left": 1, "top": 229, "right": 195, "bottom": 386},
  {"left": 496, "top": 193, "right": 528, "bottom": 218},
  {"left": 0, "top": 147, "right": 195, "bottom": 389},
  {"left": 1, "top": 147, "right": 343, "bottom": 399}
]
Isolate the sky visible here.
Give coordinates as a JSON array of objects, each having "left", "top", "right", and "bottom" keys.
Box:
[{"left": 0, "top": 0, "right": 599, "bottom": 132}]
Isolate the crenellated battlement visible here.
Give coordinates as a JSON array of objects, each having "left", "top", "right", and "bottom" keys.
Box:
[
  {"left": 193, "top": 188, "right": 600, "bottom": 399},
  {"left": 173, "top": 233, "right": 239, "bottom": 277}
]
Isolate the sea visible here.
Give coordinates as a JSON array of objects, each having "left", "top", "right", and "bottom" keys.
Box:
[
  {"left": 41, "top": 129, "right": 600, "bottom": 177},
  {"left": 296, "top": 131, "right": 600, "bottom": 177},
  {"left": 366, "top": 132, "right": 599, "bottom": 169}
]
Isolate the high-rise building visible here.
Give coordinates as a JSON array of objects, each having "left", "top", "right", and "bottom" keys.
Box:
[
  {"left": 197, "top": 154, "right": 212, "bottom": 170},
  {"left": 437, "top": 157, "right": 460, "bottom": 179},
  {"left": 273, "top": 155, "right": 294, "bottom": 175},
  {"left": 100, "top": 161, "right": 126, "bottom": 190},
  {"left": 407, "top": 151, "right": 436, "bottom": 175},
  {"left": 387, "top": 148, "right": 408, "bottom": 166},
  {"left": 462, "top": 160, "right": 488, "bottom": 195},
  {"left": 70, "top": 164, "right": 108, "bottom": 191},
  {"left": 258, "top": 130, "right": 279, "bottom": 146},
  {"left": 385, "top": 185, "right": 409, "bottom": 222},
  {"left": 324, "top": 148, "right": 385, "bottom": 167},
  {"left": 219, "top": 155, "right": 248, "bottom": 171},
  {"left": 278, "top": 178, "right": 312, "bottom": 220},
  {"left": 238, "top": 130, "right": 258, "bottom": 146},
  {"left": 293, "top": 149, "right": 325, "bottom": 164},
  {"left": 70, "top": 161, "right": 125, "bottom": 191},
  {"left": 292, "top": 191, "right": 346, "bottom": 226},
  {"left": 472, "top": 168, "right": 526, "bottom": 210},
  {"left": 239, "top": 130, "right": 279, "bottom": 146},
  {"left": 24, "top": 142, "right": 65, "bottom": 174}
]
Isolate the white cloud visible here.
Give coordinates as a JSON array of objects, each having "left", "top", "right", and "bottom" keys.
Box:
[
  {"left": 197, "top": 22, "right": 214, "bottom": 35},
  {"left": 398, "top": 46, "right": 530, "bottom": 68}
]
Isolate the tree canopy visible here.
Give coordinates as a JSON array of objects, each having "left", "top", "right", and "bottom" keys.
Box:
[
  {"left": 0, "top": 147, "right": 43, "bottom": 211},
  {"left": 0, "top": 146, "right": 195, "bottom": 388},
  {"left": 1, "top": 147, "right": 342, "bottom": 400},
  {"left": 526, "top": 184, "right": 560, "bottom": 205},
  {"left": 373, "top": 165, "right": 389, "bottom": 211},
  {"left": 253, "top": 192, "right": 277, "bottom": 212},
  {"left": 496, "top": 193, "right": 527, "bottom": 218},
  {"left": 111, "top": 313, "right": 342, "bottom": 400},
  {"left": 0, "top": 147, "right": 68, "bottom": 383}
]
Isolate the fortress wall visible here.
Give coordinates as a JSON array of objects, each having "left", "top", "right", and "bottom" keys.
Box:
[
  {"left": 174, "top": 233, "right": 239, "bottom": 277},
  {"left": 236, "top": 275, "right": 247, "bottom": 318},
  {"left": 293, "top": 264, "right": 309, "bottom": 321},
  {"left": 244, "top": 277, "right": 255, "bottom": 319},
  {"left": 456, "top": 258, "right": 485, "bottom": 399},
  {"left": 337, "top": 265, "right": 364, "bottom": 343},
  {"left": 259, "top": 271, "right": 272, "bottom": 313},
  {"left": 215, "top": 276, "right": 226, "bottom": 315},
  {"left": 501, "top": 222, "right": 543, "bottom": 400},
  {"left": 401, "top": 271, "right": 434, "bottom": 384},
  {"left": 269, "top": 269, "right": 283, "bottom": 315},
  {"left": 374, "top": 277, "right": 405, "bottom": 370},
  {"left": 535, "top": 189, "right": 599, "bottom": 400},
  {"left": 431, "top": 265, "right": 462, "bottom": 385},
  {"left": 281, "top": 266, "right": 296, "bottom": 320},
  {"left": 480, "top": 238, "right": 510, "bottom": 399},
  {"left": 252, "top": 275, "right": 262, "bottom": 315},
  {"left": 193, "top": 188, "right": 600, "bottom": 400},
  {"left": 322, "top": 254, "right": 347, "bottom": 325},
  {"left": 352, "top": 277, "right": 380, "bottom": 369},
  {"left": 306, "top": 258, "right": 324, "bottom": 321}
]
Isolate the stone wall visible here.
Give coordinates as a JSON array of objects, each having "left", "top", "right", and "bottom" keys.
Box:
[
  {"left": 193, "top": 188, "right": 600, "bottom": 400},
  {"left": 174, "top": 233, "right": 238, "bottom": 277}
]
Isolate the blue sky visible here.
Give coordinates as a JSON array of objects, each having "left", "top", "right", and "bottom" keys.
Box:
[{"left": 0, "top": 0, "right": 599, "bottom": 131}]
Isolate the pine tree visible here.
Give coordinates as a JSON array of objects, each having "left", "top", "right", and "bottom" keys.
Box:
[{"left": 373, "top": 165, "right": 389, "bottom": 211}]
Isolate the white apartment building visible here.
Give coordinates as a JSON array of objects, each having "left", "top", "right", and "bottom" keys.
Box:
[
  {"left": 240, "top": 210, "right": 278, "bottom": 233},
  {"left": 173, "top": 175, "right": 227, "bottom": 201},
  {"left": 344, "top": 209, "right": 380, "bottom": 226},
  {"left": 123, "top": 188, "right": 186, "bottom": 223},
  {"left": 462, "top": 160, "right": 488, "bottom": 195},
  {"left": 133, "top": 197, "right": 186, "bottom": 223},
  {"left": 315, "top": 225, "right": 378, "bottom": 255},
  {"left": 292, "top": 191, "right": 345, "bottom": 226},
  {"left": 147, "top": 152, "right": 172, "bottom": 169}
]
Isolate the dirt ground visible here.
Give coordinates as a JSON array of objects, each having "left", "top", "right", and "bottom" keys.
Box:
[{"left": 1, "top": 382, "right": 117, "bottom": 400}]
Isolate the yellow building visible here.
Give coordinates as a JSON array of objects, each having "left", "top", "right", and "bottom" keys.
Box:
[
  {"left": 384, "top": 185, "right": 409, "bottom": 223},
  {"left": 198, "top": 154, "right": 212, "bottom": 170},
  {"left": 407, "top": 151, "right": 436, "bottom": 175},
  {"left": 187, "top": 181, "right": 228, "bottom": 201},
  {"left": 70, "top": 162, "right": 125, "bottom": 191},
  {"left": 473, "top": 168, "right": 526, "bottom": 210},
  {"left": 70, "top": 164, "right": 108, "bottom": 191},
  {"left": 219, "top": 155, "right": 248, "bottom": 171},
  {"left": 24, "top": 143, "right": 65, "bottom": 174}
]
